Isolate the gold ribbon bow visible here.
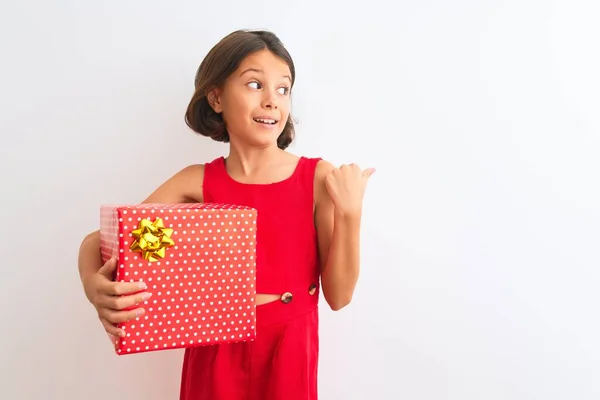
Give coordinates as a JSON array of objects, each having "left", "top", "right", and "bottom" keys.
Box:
[{"left": 129, "top": 218, "right": 174, "bottom": 262}]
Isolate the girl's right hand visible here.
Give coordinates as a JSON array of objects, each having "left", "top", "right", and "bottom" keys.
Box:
[{"left": 83, "top": 257, "right": 152, "bottom": 338}]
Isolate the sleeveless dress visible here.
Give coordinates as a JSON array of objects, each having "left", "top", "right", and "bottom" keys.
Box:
[{"left": 179, "top": 155, "right": 322, "bottom": 400}]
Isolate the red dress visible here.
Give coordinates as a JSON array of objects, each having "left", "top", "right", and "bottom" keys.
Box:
[{"left": 179, "top": 156, "right": 322, "bottom": 400}]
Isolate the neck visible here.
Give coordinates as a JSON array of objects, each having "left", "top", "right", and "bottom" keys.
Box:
[{"left": 225, "top": 142, "right": 284, "bottom": 177}]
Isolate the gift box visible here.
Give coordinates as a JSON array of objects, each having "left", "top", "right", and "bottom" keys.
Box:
[{"left": 99, "top": 203, "right": 257, "bottom": 355}]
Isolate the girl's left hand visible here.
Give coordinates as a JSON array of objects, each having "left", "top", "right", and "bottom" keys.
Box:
[{"left": 325, "top": 163, "right": 375, "bottom": 217}]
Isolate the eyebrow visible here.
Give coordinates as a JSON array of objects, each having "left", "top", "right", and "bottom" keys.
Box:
[{"left": 240, "top": 68, "right": 291, "bottom": 82}]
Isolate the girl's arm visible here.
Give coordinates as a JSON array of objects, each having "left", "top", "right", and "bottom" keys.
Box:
[
  {"left": 78, "top": 164, "right": 205, "bottom": 288},
  {"left": 314, "top": 161, "right": 373, "bottom": 311},
  {"left": 78, "top": 164, "right": 205, "bottom": 336}
]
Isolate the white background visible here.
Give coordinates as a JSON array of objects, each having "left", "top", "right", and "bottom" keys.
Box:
[{"left": 1, "top": 1, "right": 599, "bottom": 399}]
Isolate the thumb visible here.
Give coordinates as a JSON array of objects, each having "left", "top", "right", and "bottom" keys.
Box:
[
  {"left": 98, "top": 257, "right": 118, "bottom": 279},
  {"left": 362, "top": 168, "right": 376, "bottom": 179}
]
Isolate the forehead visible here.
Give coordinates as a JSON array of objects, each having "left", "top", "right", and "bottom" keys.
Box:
[{"left": 236, "top": 49, "right": 291, "bottom": 79}]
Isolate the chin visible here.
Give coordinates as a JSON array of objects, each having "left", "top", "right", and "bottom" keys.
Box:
[
  {"left": 249, "top": 136, "right": 280, "bottom": 149},
  {"left": 249, "top": 124, "right": 283, "bottom": 142},
  {"left": 231, "top": 122, "right": 284, "bottom": 148}
]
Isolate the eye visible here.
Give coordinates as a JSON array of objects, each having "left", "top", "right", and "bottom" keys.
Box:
[
  {"left": 247, "top": 81, "right": 261, "bottom": 89},
  {"left": 277, "top": 87, "right": 290, "bottom": 95}
]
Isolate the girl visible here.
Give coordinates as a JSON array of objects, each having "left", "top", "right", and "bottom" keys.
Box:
[{"left": 78, "top": 29, "right": 374, "bottom": 400}]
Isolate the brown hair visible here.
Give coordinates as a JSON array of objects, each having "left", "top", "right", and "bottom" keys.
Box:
[{"left": 184, "top": 30, "right": 296, "bottom": 150}]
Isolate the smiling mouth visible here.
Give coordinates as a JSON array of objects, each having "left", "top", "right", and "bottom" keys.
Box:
[{"left": 253, "top": 117, "right": 278, "bottom": 125}]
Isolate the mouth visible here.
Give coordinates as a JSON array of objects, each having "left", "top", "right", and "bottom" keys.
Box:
[{"left": 253, "top": 117, "right": 278, "bottom": 125}]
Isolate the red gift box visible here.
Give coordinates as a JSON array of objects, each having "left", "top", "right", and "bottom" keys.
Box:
[{"left": 99, "top": 203, "right": 257, "bottom": 355}]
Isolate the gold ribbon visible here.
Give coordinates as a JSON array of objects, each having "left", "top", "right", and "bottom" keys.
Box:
[{"left": 129, "top": 218, "right": 174, "bottom": 262}]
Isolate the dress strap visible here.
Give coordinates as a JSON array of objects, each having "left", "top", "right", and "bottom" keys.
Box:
[
  {"left": 295, "top": 156, "right": 322, "bottom": 200},
  {"left": 201, "top": 157, "right": 226, "bottom": 202}
]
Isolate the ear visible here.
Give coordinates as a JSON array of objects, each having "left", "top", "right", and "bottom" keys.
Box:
[{"left": 207, "top": 88, "right": 223, "bottom": 113}]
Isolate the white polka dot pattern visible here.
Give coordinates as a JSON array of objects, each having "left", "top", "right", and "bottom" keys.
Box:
[{"left": 99, "top": 203, "right": 257, "bottom": 355}]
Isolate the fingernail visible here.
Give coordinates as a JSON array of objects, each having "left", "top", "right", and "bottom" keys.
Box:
[
  {"left": 136, "top": 308, "right": 145, "bottom": 317},
  {"left": 141, "top": 292, "right": 152, "bottom": 301},
  {"left": 138, "top": 282, "right": 147, "bottom": 290}
]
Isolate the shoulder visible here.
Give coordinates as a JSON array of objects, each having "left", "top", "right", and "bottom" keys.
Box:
[
  {"left": 313, "top": 159, "right": 335, "bottom": 186},
  {"left": 312, "top": 159, "right": 336, "bottom": 204},
  {"left": 314, "top": 159, "right": 336, "bottom": 178},
  {"left": 176, "top": 163, "right": 206, "bottom": 182},
  {"left": 174, "top": 163, "right": 207, "bottom": 202},
  {"left": 141, "top": 163, "right": 206, "bottom": 204},
  {"left": 168, "top": 163, "right": 206, "bottom": 181},
  {"left": 174, "top": 155, "right": 225, "bottom": 186}
]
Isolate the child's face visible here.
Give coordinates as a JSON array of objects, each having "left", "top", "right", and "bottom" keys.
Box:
[{"left": 210, "top": 49, "right": 292, "bottom": 148}]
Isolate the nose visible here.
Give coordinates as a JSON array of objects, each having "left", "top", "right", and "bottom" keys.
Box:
[{"left": 261, "top": 90, "right": 278, "bottom": 110}]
